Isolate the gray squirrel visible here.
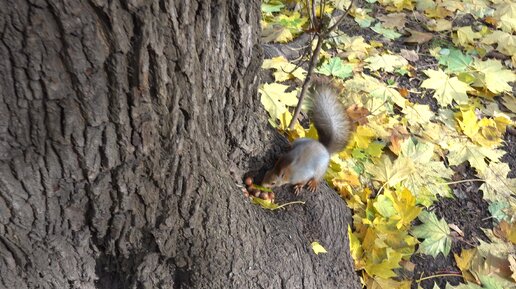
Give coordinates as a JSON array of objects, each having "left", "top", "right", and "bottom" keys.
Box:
[{"left": 262, "top": 80, "right": 351, "bottom": 195}]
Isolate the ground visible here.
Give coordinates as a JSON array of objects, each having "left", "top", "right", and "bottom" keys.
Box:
[{"left": 260, "top": 4, "right": 515, "bottom": 288}]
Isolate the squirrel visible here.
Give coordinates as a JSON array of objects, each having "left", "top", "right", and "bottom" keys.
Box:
[{"left": 262, "top": 80, "right": 351, "bottom": 195}]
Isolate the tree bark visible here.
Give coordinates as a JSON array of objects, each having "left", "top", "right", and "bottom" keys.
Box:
[{"left": 0, "top": 0, "right": 360, "bottom": 288}]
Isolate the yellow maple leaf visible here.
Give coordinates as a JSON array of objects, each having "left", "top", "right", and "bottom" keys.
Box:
[
  {"left": 454, "top": 26, "right": 482, "bottom": 47},
  {"left": 262, "top": 56, "right": 307, "bottom": 82},
  {"left": 259, "top": 83, "right": 298, "bottom": 124},
  {"left": 477, "top": 118, "right": 506, "bottom": 147},
  {"left": 351, "top": 125, "right": 376, "bottom": 148},
  {"left": 365, "top": 54, "right": 409, "bottom": 73},
  {"left": 421, "top": 69, "right": 471, "bottom": 106},
  {"left": 427, "top": 18, "right": 452, "bottom": 32},
  {"left": 349, "top": 226, "right": 364, "bottom": 262},
  {"left": 365, "top": 155, "right": 416, "bottom": 188},
  {"left": 380, "top": 0, "right": 414, "bottom": 12},
  {"left": 402, "top": 102, "right": 434, "bottom": 125},
  {"left": 446, "top": 140, "right": 506, "bottom": 175},
  {"left": 482, "top": 30, "right": 516, "bottom": 56},
  {"left": 457, "top": 107, "right": 480, "bottom": 137},
  {"left": 332, "top": 169, "right": 361, "bottom": 190},
  {"left": 261, "top": 23, "right": 294, "bottom": 43},
  {"left": 493, "top": 2, "right": 516, "bottom": 33},
  {"left": 472, "top": 59, "right": 516, "bottom": 94},
  {"left": 425, "top": 6, "right": 454, "bottom": 19},
  {"left": 454, "top": 248, "right": 479, "bottom": 283},
  {"left": 365, "top": 276, "right": 411, "bottom": 289},
  {"left": 387, "top": 188, "right": 422, "bottom": 229},
  {"left": 479, "top": 162, "right": 516, "bottom": 202},
  {"left": 398, "top": 139, "right": 453, "bottom": 204},
  {"left": 455, "top": 106, "right": 511, "bottom": 148},
  {"left": 339, "top": 35, "right": 372, "bottom": 60},
  {"left": 364, "top": 247, "right": 403, "bottom": 278},
  {"left": 501, "top": 95, "right": 516, "bottom": 115},
  {"left": 277, "top": 110, "right": 306, "bottom": 140}
]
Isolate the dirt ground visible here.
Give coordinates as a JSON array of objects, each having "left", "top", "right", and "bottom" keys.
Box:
[{"left": 261, "top": 8, "right": 515, "bottom": 287}]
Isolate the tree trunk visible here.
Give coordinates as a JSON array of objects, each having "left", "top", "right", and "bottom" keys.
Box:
[{"left": 0, "top": 0, "right": 360, "bottom": 288}]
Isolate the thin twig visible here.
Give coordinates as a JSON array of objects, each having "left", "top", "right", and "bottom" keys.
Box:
[
  {"left": 416, "top": 273, "right": 463, "bottom": 283},
  {"left": 311, "top": 0, "right": 317, "bottom": 28},
  {"left": 327, "top": 0, "right": 355, "bottom": 32},
  {"left": 273, "top": 200, "right": 306, "bottom": 210},
  {"left": 288, "top": 0, "right": 355, "bottom": 129},
  {"left": 306, "top": 0, "right": 314, "bottom": 29},
  {"left": 288, "top": 34, "right": 324, "bottom": 129},
  {"left": 444, "top": 179, "right": 483, "bottom": 185}
]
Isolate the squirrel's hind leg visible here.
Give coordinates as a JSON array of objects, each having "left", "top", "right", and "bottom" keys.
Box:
[{"left": 307, "top": 178, "right": 318, "bottom": 192}]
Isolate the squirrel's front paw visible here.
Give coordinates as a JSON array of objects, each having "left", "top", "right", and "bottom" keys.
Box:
[{"left": 293, "top": 184, "right": 304, "bottom": 195}]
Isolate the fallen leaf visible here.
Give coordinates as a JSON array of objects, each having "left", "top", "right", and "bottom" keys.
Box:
[
  {"left": 404, "top": 28, "right": 433, "bottom": 44},
  {"left": 400, "top": 49, "right": 419, "bottom": 62},
  {"left": 365, "top": 54, "right": 409, "bottom": 73},
  {"left": 425, "top": 6, "right": 454, "bottom": 19},
  {"left": 472, "top": 59, "right": 516, "bottom": 94},
  {"left": 454, "top": 26, "right": 482, "bottom": 47},
  {"left": 426, "top": 18, "right": 452, "bottom": 32},
  {"left": 449, "top": 223, "right": 464, "bottom": 237},
  {"left": 316, "top": 57, "right": 353, "bottom": 79},
  {"left": 421, "top": 69, "right": 471, "bottom": 106},
  {"left": 371, "top": 23, "right": 402, "bottom": 40},
  {"left": 438, "top": 48, "right": 473, "bottom": 73},
  {"left": 262, "top": 56, "right": 307, "bottom": 82},
  {"left": 259, "top": 83, "right": 299, "bottom": 123},
  {"left": 482, "top": 30, "right": 516, "bottom": 57},
  {"left": 378, "top": 13, "right": 407, "bottom": 29},
  {"left": 311, "top": 241, "right": 328, "bottom": 254},
  {"left": 412, "top": 211, "right": 452, "bottom": 257},
  {"left": 346, "top": 104, "right": 370, "bottom": 125}
]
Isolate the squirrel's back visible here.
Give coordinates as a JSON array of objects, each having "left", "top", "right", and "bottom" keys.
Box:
[{"left": 307, "top": 81, "right": 350, "bottom": 154}]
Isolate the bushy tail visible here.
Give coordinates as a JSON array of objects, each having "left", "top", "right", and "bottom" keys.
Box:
[{"left": 306, "top": 80, "right": 350, "bottom": 154}]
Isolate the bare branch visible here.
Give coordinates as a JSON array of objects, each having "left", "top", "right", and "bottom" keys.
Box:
[
  {"left": 288, "top": 34, "right": 324, "bottom": 129},
  {"left": 327, "top": 0, "right": 355, "bottom": 33}
]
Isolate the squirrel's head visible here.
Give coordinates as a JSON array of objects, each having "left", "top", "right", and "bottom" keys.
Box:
[{"left": 262, "top": 167, "right": 288, "bottom": 188}]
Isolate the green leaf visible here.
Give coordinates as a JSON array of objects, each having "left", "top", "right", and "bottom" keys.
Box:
[
  {"left": 488, "top": 201, "right": 509, "bottom": 222},
  {"left": 251, "top": 196, "right": 280, "bottom": 210},
  {"left": 478, "top": 274, "right": 513, "bottom": 289},
  {"left": 261, "top": 1, "right": 284, "bottom": 13},
  {"left": 371, "top": 23, "right": 402, "bottom": 40},
  {"left": 316, "top": 57, "right": 353, "bottom": 79},
  {"left": 411, "top": 211, "right": 452, "bottom": 257},
  {"left": 373, "top": 194, "right": 396, "bottom": 218},
  {"left": 438, "top": 48, "right": 473, "bottom": 73}
]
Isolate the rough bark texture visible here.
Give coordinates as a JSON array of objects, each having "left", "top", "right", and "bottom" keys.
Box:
[{"left": 0, "top": 0, "right": 360, "bottom": 288}]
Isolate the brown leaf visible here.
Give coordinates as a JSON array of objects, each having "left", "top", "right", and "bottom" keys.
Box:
[
  {"left": 484, "top": 16, "right": 497, "bottom": 26},
  {"left": 448, "top": 223, "right": 464, "bottom": 237},
  {"left": 389, "top": 126, "right": 410, "bottom": 155},
  {"left": 400, "top": 49, "right": 419, "bottom": 62},
  {"left": 404, "top": 28, "right": 433, "bottom": 44},
  {"left": 398, "top": 87, "right": 410, "bottom": 98},
  {"left": 378, "top": 13, "right": 406, "bottom": 29},
  {"left": 346, "top": 104, "right": 370, "bottom": 125}
]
